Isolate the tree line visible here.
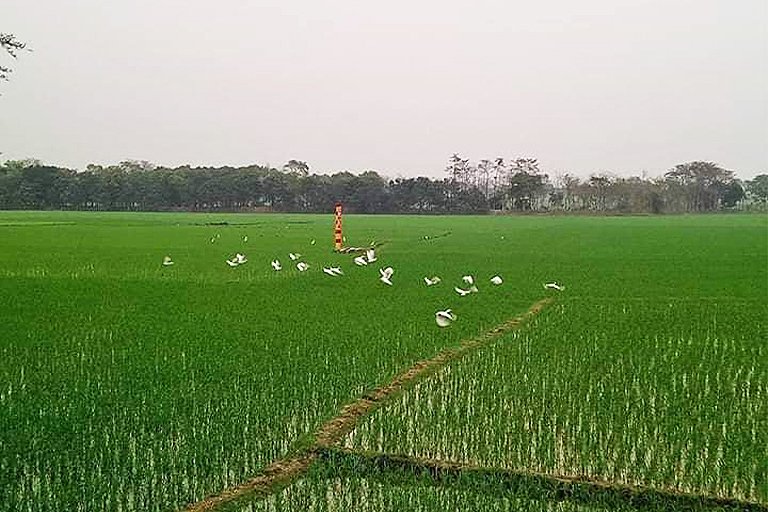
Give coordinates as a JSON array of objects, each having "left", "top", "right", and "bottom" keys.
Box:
[{"left": 0, "top": 157, "right": 766, "bottom": 214}]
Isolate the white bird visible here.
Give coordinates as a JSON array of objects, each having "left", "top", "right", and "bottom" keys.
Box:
[
  {"left": 271, "top": 260, "right": 282, "bottom": 271},
  {"left": 243, "top": 235, "right": 248, "bottom": 243},
  {"left": 380, "top": 276, "right": 393, "bottom": 286},
  {"left": 454, "top": 287, "right": 472, "bottom": 296},
  {"left": 162, "top": 256, "right": 174, "bottom": 266},
  {"left": 310, "top": 239, "right": 316, "bottom": 245},
  {"left": 435, "top": 309, "right": 456, "bottom": 327},
  {"left": 289, "top": 252, "right": 301, "bottom": 261},
  {"left": 379, "top": 267, "right": 394, "bottom": 279},
  {"left": 544, "top": 282, "right": 564, "bottom": 291},
  {"left": 226, "top": 259, "right": 239, "bottom": 267},
  {"left": 462, "top": 275, "right": 475, "bottom": 285},
  {"left": 296, "top": 262, "right": 309, "bottom": 272},
  {"left": 210, "top": 237, "right": 216, "bottom": 243},
  {"left": 490, "top": 275, "right": 503, "bottom": 285},
  {"left": 323, "top": 266, "right": 344, "bottom": 276},
  {"left": 424, "top": 276, "right": 441, "bottom": 286},
  {"left": 366, "top": 248, "right": 377, "bottom": 263},
  {"left": 353, "top": 255, "right": 368, "bottom": 266},
  {"left": 235, "top": 253, "right": 247, "bottom": 264}
]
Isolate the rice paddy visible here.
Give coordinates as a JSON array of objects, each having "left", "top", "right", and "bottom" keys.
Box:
[{"left": 0, "top": 211, "right": 765, "bottom": 511}]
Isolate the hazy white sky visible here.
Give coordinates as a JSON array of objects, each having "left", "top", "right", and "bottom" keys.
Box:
[{"left": 1, "top": 0, "right": 766, "bottom": 179}]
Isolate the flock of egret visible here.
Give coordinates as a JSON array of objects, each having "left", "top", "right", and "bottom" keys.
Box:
[{"left": 162, "top": 241, "right": 564, "bottom": 329}]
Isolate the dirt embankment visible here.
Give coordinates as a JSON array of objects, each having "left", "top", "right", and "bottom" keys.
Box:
[{"left": 181, "top": 298, "right": 552, "bottom": 512}]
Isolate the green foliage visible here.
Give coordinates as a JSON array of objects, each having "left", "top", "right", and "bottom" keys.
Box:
[
  {"left": 1, "top": 159, "right": 762, "bottom": 214},
  {"left": 0, "top": 212, "right": 765, "bottom": 510}
]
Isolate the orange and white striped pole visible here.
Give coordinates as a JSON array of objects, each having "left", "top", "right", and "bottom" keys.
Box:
[{"left": 334, "top": 202, "right": 343, "bottom": 251}]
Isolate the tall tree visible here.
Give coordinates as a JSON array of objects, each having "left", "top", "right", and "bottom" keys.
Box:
[
  {"left": 665, "top": 161, "right": 738, "bottom": 212},
  {"left": 477, "top": 159, "right": 492, "bottom": 201}
]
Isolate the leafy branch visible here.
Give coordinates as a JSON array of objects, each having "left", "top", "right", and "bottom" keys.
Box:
[{"left": 1, "top": 33, "right": 28, "bottom": 81}]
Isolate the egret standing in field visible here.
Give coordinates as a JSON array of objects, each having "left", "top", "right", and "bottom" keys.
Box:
[
  {"left": 271, "top": 260, "right": 282, "bottom": 271},
  {"left": 296, "top": 262, "right": 309, "bottom": 272},
  {"left": 424, "top": 276, "right": 441, "bottom": 286},
  {"left": 353, "top": 255, "right": 368, "bottom": 266},
  {"left": 460, "top": 276, "right": 479, "bottom": 293},
  {"left": 379, "top": 266, "right": 394, "bottom": 286},
  {"left": 435, "top": 309, "right": 456, "bottom": 327},
  {"left": 162, "top": 256, "right": 174, "bottom": 266},
  {"left": 490, "top": 275, "right": 503, "bottom": 285},
  {"left": 544, "top": 282, "right": 564, "bottom": 291}
]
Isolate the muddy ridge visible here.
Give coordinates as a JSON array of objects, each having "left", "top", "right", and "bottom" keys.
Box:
[
  {"left": 181, "top": 298, "right": 552, "bottom": 511},
  {"left": 321, "top": 447, "right": 767, "bottom": 512}
]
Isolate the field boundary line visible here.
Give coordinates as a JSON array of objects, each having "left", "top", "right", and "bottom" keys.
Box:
[
  {"left": 319, "top": 447, "right": 768, "bottom": 512},
  {"left": 180, "top": 297, "right": 553, "bottom": 512}
]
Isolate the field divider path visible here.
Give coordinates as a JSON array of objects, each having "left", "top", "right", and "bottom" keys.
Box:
[
  {"left": 180, "top": 297, "right": 553, "bottom": 512},
  {"left": 319, "top": 447, "right": 768, "bottom": 512}
]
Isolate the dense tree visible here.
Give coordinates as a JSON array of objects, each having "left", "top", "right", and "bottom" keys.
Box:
[
  {"left": 664, "top": 161, "right": 738, "bottom": 212},
  {"left": 0, "top": 158, "right": 758, "bottom": 214},
  {"left": 282, "top": 160, "right": 309, "bottom": 177},
  {"left": 745, "top": 174, "right": 768, "bottom": 208}
]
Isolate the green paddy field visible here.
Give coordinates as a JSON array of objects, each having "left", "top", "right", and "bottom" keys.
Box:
[{"left": 0, "top": 211, "right": 765, "bottom": 511}]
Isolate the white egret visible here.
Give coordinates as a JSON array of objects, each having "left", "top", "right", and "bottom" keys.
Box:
[
  {"left": 353, "top": 256, "right": 368, "bottom": 266},
  {"left": 235, "top": 253, "right": 247, "bottom": 264},
  {"left": 366, "top": 249, "right": 377, "bottom": 263},
  {"left": 289, "top": 253, "right": 301, "bottom": 261},
  {"left": 379, "top": 267, "right": 394, "bottom": 279},
  {"left": 243, "top": 235, "right": 248, "bottom": 243},
  {"left": 490, "top": 275, "right": 503, "bottom": 285},
  {"left": 435, "top": 309, "right": 456, "bottom": 327},
  {"left": 454, "top": 287, "right": 472, "bottom": 296},
  {"left": 380, "top": 276, "right": 393, "bottom": 286},
  {"left": 544, "top": 282, "right": 564, "bottom": 291},
  {"left": 310, "top": 239, "right": 316, "bottom": 245},
  {"left": 226, "top": 259, "right": 239, "bottom": 267},
  {"left": 462, "top": 275, "right": 475, "bottom": 285},
  {"left": 271, "top": 260, "right": 282, "bottom": 271},
  {"left": 323, "top": 266, "right": 344, "bottom": 276},
  {"left": 424, "top": 276, "right": 441, "bottom": 286},
  {"left": 296, "top": 262, "right": 309, "bottom": 272},
  {"left": 162, "top": 256, "right": 174, "bottom": 266}
]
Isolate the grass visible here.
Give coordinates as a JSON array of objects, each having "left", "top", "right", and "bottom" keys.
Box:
[{"left": 0, "top": 211, "right": 765, "bottom": 511}]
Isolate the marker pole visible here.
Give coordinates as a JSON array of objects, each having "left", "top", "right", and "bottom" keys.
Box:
[{"left": 334, "top": 202, "right": 343, "bottom": 251}]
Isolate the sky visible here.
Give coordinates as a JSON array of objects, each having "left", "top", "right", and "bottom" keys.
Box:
[{"left": 0, "top": 0, "right": 766, "bottom": 180}]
